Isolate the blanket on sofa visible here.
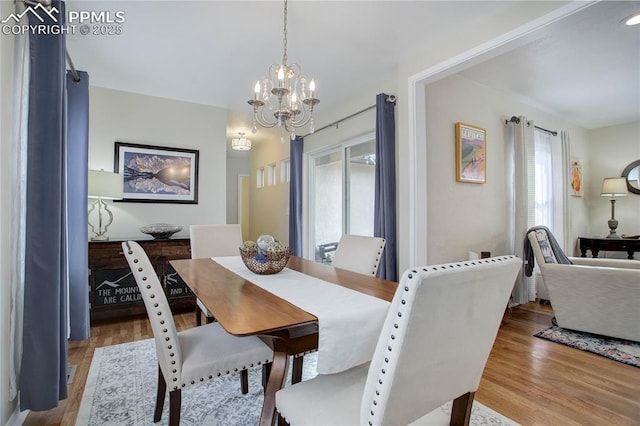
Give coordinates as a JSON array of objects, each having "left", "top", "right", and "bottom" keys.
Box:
[{"left": 523, "top": 225, "right": 572, "bottom": 277}]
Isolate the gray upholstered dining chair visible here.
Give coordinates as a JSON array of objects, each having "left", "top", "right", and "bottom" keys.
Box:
[
  {"left": 190, "top": 224, "right": 243, "bottom": 326},
  {"left": 331, "top": 234, "right": 386, "bottom": 276},
  {"left": 122, "top": 241, "right": 272, "bottom": 426},
  {"left": 276, "top": 256, "right": 521, "bottom": 426}
]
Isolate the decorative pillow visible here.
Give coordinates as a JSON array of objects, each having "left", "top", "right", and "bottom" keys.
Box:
[{"left": 535, "top": 230, "right": 558, "bottom": 264}]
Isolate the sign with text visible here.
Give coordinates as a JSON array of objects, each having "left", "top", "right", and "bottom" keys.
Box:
[{"left": 93, "top": 268, "right": 141, "bottom": 307}]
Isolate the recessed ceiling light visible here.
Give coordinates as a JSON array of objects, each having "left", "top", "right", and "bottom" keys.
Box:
[{"left": 624, "top": 12, "right": 640, "bottom": 26}]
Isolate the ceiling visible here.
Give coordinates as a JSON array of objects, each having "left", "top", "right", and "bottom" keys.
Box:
[
  {"left": 458, "top": 1, "right": 640, "bottom": 131},
  {"left": 66, "top": 1, "right": 640, "bottom": 150}
]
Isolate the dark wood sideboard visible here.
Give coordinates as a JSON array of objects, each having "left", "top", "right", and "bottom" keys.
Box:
[
  {"left": 578, "top": 236, "right": 640, "bottom": 260},
  {"left": 88, "top": 238, "right": 194, "bottom": 322}
]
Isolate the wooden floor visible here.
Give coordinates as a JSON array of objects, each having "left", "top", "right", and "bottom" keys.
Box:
[{"left": 25, "top": 303, "right": 640, "bottom": 425}]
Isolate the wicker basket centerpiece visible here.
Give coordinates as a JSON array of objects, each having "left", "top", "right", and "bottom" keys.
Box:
[{"left": 239, "top": 235, "right": 290, "bottom": 275}]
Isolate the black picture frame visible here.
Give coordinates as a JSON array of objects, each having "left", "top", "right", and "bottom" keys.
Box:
[{"left": 114, "top": 142, "right": 199, "bottom": 204}]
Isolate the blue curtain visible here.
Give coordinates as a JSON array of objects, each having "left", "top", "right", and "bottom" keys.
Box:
[
  {"left": 289, "top": 136, "right": 304, "bottom": 256},
  {"left": 20, "top": 1, "right": 89, "bottom": 410},
  {"left": 66, "top": 70, "right": 90, "bottom": 340},
  {"left": 374, "top": 93, "right": 397, "bottom": 281}
]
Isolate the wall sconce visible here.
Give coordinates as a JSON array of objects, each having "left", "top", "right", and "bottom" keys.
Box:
[
  {"left": 88, "top": 169, "right": 123, "bottom": 241},
  {"left": 600, "top": 177, "right": 628, "bottom": 239},
  {"left": 231, "top": 132, "right": 252, "bottom": 151}
]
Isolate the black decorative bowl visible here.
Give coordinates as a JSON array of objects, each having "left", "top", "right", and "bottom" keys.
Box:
[{"left": 139, "top": 223, "right": 182, "bottom": 240}]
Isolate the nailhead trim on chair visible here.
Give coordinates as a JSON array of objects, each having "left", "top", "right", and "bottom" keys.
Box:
[
  {"left": 370, "top": 238, "right": 386, "bottom": 276},
  {"left": 366, "top": 256, "right": 516, "bottom": 425},
  {"left": 138, "top": 251, "right": 179, "bottom": 389}
]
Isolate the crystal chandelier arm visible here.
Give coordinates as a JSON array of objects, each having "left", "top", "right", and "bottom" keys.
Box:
[
  {"left": 289, "top": 105, "right": 316, "bottom": 131},
  {"left": 250, "top": 104, "right": 278, "bottom": 128}
]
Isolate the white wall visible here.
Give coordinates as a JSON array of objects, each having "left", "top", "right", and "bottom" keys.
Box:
[
  {"left": 424, "top": 74, "right": 590, "bottom": 264},
  {"left": 89, "top": 87, "right": 228, "bottom": 239},
  {"left": 587, "top": 122, "right": 640, "bottom": 238},
  {"left": 0, "top": 0, "right": 17, "bottom": 421},
  {"left": 226, "top": 154, "right": 250, "bottom": 225}
]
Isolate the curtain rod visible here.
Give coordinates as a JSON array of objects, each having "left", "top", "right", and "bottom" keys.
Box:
[
  {"left": 303, "top": 94, "right": 396, "bottom": 138},
  {"left": 533, "top": 125, "right": 558, "bottom": 136},
  {"left": 22, "top": 0, "right": 81, "bottom": 82},
  {"left": 505, "top": 115, "right": 558, "bottom": 136},
  {"left": 66, "top": 50, "right": 80, "bottom": 82}
]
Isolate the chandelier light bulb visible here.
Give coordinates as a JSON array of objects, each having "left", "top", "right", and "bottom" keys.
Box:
[
  {"left": 254, "top": 81, "right": 261, "bottom": 99},
  {"left": 278, "top": 66, "right": 285, "bottom": 84},
  {"left": 309, "top": 79, "right": 316, "bottom": 97}
]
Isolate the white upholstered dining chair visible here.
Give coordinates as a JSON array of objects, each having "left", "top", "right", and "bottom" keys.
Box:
[
  {"left": 122, "top": 241, "right": 272, "bottom": 426},
  {"left": 276, "top": 256, "right": 521, "bottom": 426},
  {"left": 331, "top": 234, "right": 386, "bottom": 276},
  {"left": 190, "top": 224, "right": 243, "bottom": 326}
]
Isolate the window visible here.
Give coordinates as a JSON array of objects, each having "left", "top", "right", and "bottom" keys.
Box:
[
  {"left": 256, "top": 167, "right": 264, "bottom": 188},
  {"left": 532, "top": 128, "right": 565, "bottom": 244},
  {"left": 309, "top": 133, "right": 376, "bottom": 263},
  {"left": 266, "top": 163, "right": 276, "bottom": 186},
  {"left": 280, "top": 159, "right": 290, "bottom": 183}
]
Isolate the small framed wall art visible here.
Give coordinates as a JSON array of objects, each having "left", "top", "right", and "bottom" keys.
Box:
[
  {"left": 455, "top": 122, "right": 486, "bottom": 184},
  {"left": 570, "top": 158, "right": 583, "bottom": 196},
  {"left": 114, "top": 142, "right": 199, "bottom": 204}
]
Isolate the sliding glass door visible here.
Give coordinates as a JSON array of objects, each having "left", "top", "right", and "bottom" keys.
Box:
[{"left": 309, "top": 134, "right": 375, "bottom": 263}]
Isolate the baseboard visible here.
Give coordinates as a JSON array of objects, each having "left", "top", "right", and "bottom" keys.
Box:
[{"left": 6, "top": 404, "right": 28, "bottom": 426}]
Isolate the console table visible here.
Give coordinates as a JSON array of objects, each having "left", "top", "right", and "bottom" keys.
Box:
[
  {"left": 88, "top": 237, "right": 194, "bottom": 322},
  {"left": 578, "top": 237, "right": 640, "bottom": 260}
]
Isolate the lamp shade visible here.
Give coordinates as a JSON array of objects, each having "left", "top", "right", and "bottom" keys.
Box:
[
  {"left": 600, "top": 177, "right": 628, "bottom": 196},
  {"left": 88, "top": 170, "right": 123, "bottom": 199},
  {"left": 231, "top": 136, "right": 252, "bottom": 151}
]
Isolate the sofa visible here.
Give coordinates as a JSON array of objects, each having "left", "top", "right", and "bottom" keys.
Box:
[{"left": 526, "top": 227, "right": 640, "bottom": 342}]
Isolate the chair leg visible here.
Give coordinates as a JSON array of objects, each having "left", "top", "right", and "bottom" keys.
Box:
[
  {"left": 195, "top": 305, "right": 202, "bottom": 326},
  {"left": 262, "top": 362, "right": 272, "bottom": 393},
  {"left": 240, "top": 369, "right": 249, "bottom": 394},
  {"left": 154, "top": 365, "right": 166, "bottom": 422},
  {"left": 291, "top": 355, "right": 303, "bottom": 384},
  {"left": 168, "top": 388, "right": 182, "bottom": 426},
  {"left": 277, "top": 412, "right": 289, "bottom": 425},
  {"left": 450, "top": 392, "right": 475, "bottom": 426}
]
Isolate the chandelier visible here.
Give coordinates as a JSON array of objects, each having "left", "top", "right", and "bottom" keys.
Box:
[
  {"left": 248, "top": 0, "right": 319, "bottom": 142},
  {"left": 231, "top": 132, "right": 252, "bottom": 151}
]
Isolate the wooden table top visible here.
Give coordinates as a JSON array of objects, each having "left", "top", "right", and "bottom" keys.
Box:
[
  {"left": 170, "top": 255, "right": 398, "bottom": 426},
  {"left": 169, "top": 256, "right": 398, "bottom": 337}
]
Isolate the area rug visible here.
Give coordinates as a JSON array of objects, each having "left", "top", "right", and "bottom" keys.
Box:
[
  {"left": 76, "top": 338, "right": 519, "bottom": 426},
  {"left": 534, "top": 326, "right": 640, "bottom": 367}
]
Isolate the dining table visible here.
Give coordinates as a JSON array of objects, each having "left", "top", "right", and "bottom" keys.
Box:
[{"left": 169, "top": 255, "right": 398, "bottom": 426}]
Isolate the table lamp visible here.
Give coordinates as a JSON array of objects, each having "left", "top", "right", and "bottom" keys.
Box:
[
  {"left": 88, "top": 170, "right": 123, "bottom": 241},
  {"left": 600, "top": 177, "right": 628, "bottom": 239}
]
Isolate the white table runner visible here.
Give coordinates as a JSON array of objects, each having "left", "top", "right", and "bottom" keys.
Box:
[{"left": 212, "top": 256, "right": 390, "bottom": 374}]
